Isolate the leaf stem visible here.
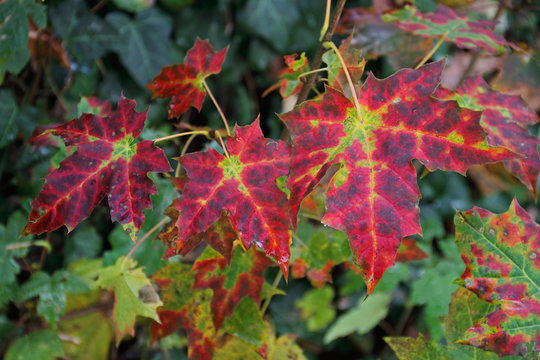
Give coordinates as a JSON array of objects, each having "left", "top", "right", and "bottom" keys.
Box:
[
  {"left": 298, "top": 67, "right": 329, "bottom": 79},
  {"left": 5, "top": 240, "right": 52, "bottom": 252},
  {"left": 174, "top": 133, "right": 199, "bottom": 177},
  {"left": 202, "top": 79, "right": 231, "bottom": 136},
  {"left": 324, "top": 41, "right": 362, "bottom": 121},
  {"left": 415, "top": 35, "right": 446, "bottom": 69},
  {"left": 124, "top": 217, "right": 169, "bottom": 262},
  {"left": 215, "top": 131, "right": 231, "bottom": 161},
  {"left": 260, "top": 269, "right": 283, "bottom": 315},
  {"left": 320, "top": 0, "right": 332, "bottom": 41},
  {"left": 153, "top": 130, "right": 209, "bottom": 143}
]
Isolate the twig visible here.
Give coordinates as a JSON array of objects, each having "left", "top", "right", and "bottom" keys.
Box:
[{"left": 296, "top": 0, "right": 347, "bottom": 105}]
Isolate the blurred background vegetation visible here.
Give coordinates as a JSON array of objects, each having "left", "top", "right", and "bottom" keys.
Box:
[{"left": 0, "top": 0, "right": 539, "bottom": 358}]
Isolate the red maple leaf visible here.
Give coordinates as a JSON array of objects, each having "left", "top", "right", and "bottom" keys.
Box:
[
  {"left": 174, "top": 119, "right": 292, "bottom": 275},
  {"left": 147, "top": 38, "right": 228, "bottom": 119},
  {"left": 23, "top": 96, "right": 172, "bottom": 240},
  {"left": 280, "top": 60, "right": 518, "bottom": 293},
  {"left": 262, "top": 52, "right": 309, "bottom": 99},
  {"left": 435, "top": 75, "right": 540, "bottom": 197}
]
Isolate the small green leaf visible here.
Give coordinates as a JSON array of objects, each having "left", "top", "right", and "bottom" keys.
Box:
[
  {"left": 324, "top": 292, "right": 391, "bottom": 343},
  {"left": 96, "top": 256, "right": 162, "bottom": 342},
  {"left": 222, "top": 297, "right": 266, "bottom": 345}
]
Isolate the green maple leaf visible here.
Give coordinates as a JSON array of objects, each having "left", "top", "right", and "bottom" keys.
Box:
[{"left": 96, "top": 256, "right": 162, "bottom": 342}]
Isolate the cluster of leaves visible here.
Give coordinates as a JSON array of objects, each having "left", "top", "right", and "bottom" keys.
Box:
[{"left": 1, "top": 0, "right": 540, "bottom": 359}]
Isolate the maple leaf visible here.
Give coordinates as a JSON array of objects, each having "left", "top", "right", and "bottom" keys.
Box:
[
  {"left": 454, "top": 199, "right": 540, "bottom": 357},
  {"left": 175, "top": 119, "right": 292, "bottom": 275},
  {"left": 383, "top": 4, "right": 517, "bottom": 54},
  {"left": 322, "top": 35, "right": 365, "bottom": 98},
  {"left": 159, "top": 177, "right": 237, "bottom": 263},
  {"left": 147, "top": 38, "right": 228, "bottom": 118},
  {"left": 192, "top": 246, "right": 272, "bottom": 329},
  {"left": 279, "top": 60, "right": 518, "bottom": 293},
  {"left": 22, "top": 96, "right": 172, "bottom": 241},
  {"left": 96, "top": 256, "right": 162, "bottom": 342},
  {"left": 151, "top": 247, "right": 273, "bottom": 360},
  {"left": 262, "top": 52, "right": 309, "bottom": 99},
  {"left": 435, "top": 75, "right": 540, "bottom": 197}
]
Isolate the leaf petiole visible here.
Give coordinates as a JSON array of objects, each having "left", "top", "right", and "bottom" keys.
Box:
[
  {"left": 415, "top": 35, "right": 446, "bottom": 69},
  {"left": 202, "top": 79, "right": 231, "bottom": 136},
  {"left": 260, "top": 269, "right": 283, "bottom": 315},
  {"left": 298, "top": 67, "right": 329, "bottom": 79},
  {"left": 6, "top": 240, "right": 52, "bottom": 253},
  {"left": 215, "top": 131, "right": 232, "bottom": 161},
  {"left": 153, "top": 130, "right": 210, "bottom": 143},
  {"left": 124, "top": 217, "right": 169, "bottom": 263}
]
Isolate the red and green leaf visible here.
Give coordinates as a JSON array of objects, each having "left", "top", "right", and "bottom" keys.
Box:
[
  {"left": 263, "top": 52, "right": 309, "bottom": 99},
  {"left": 454, "top": 199, "right": 540, "bottom": 356},
  {"left": 383, "top": 5, "right": 517, "bottom": 54},
  {"left": 280, "top": 60, "right": 517, "bottom": 293},
  {"left": 192, "top": 246, "right": 272, "bottom": 329},
  {"left": 23, "top": 96, "right": 172, "bottom": 241},
  {"left": 435, "top": 75, "right": 540, "bottom": 197},
  {"left": 159, "top": 177, "right": 237, "bottom": 263},
  {"left": 322, "top": 35, "right": 366, "bottom": 98},
  {"left": 151, "top": 261, "right": 217, "bottom": 360},
  {"left": 147, "top": 38, "right": 228, "bottom": 118},
  {"left": 175, "top": 119, "right": 292, "bottom": 275},
  {"left": 151, "top": 247, "right": 273, "bottom": 360}
]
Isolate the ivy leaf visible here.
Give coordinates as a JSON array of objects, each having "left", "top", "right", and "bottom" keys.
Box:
[
  {"left": 23, "top": 96, "right": 172, "bottom": 241},
  {"left": 106, "top": 8, "right": 173, "bottom": 87},
  {"left": 262, "top": 52, "right": 309, "bottom": 99},
  {"left": 4, "top": 330, "right": 64, "bottom": 360},
  {"left": 0, "top": 212, "right": 34, "bottom": 285},
  {"left": 383, "top": 4, "right": 517, "bottom": 54},
  {"left": 454, "top": 199, "right": 540, "bottom": 357},
  {"left": 280, "top": 60, "right": 517, "bottom": 293},
  {"left": 0, "top": 0, "right": 46, "bottom": 81},
  {"left": 176, "top": 119, "right": 292, "bottom": 275},
  {"left": 435, "top": 76, "right": 540, "bottom": 197},
  {"left": 96, "top": 256, "right": 162, "bottom": 342},
  {"left": 291, "top": 230, "right": 351, "bottom": 287},
  {"left": 17, "top": 270, "right": 89, "bottom": 326},
  {"left": 147, "top": 38, "right": 228, "bottom": 119}
]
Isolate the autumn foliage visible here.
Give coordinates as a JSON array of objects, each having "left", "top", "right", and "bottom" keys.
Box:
[{"left": 2, "top": 0, "right": 540, "bottom": 359}]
